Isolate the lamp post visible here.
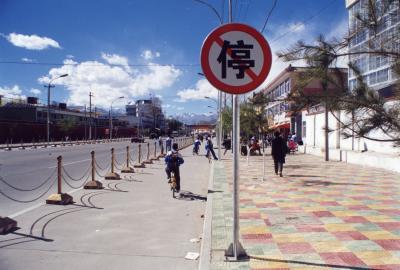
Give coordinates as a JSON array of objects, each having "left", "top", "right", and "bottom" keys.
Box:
[
  {"left": 109, "top": 96, "right": 124, "bottom": 140},
  {"left": 44, "top": 73, "right": 68, "bottom": 143},
  {"left": 205, "top": 96, "right": 222, "bottom": 159}
]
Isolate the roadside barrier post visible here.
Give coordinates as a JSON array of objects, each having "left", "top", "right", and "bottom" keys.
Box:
[
  {"left": 143, "top": 142, "right": 152, "bottom": 164},
  {"left": 121, "top": 146, "right": 135, "bottom": 173},
  {"left": 151, "top": 142, "right": 158, "bottom": 161},
  {"left": 84, "top": 151, "right": 103, "bottom": 189},
  {"left": 105, "top": 148, "right": 121, "bottom": 180},
  {"left": 134, "top": 144, "right": 145, "bottom": 168},
  {"left": 46, "top": 156, "right": 73, "bottom": 205}
]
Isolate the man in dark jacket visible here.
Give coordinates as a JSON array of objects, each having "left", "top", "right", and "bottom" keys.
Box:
[{"left": 271, "top": 131, "right": 287, "bottom": 177}]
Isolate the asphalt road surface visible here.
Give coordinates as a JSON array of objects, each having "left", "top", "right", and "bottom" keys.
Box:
[
  {"left": 0, "top": 145, "right": 211, "bottom": 270},
  {"left": 0, "top": 140, "right": 159, "bottom": 217}
]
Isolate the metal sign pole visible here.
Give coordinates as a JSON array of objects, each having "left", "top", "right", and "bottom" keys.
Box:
[{"left": 225, "top": 94, "right": 247, "bottom": 260}]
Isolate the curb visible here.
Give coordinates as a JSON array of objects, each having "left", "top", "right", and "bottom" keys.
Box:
[{"left": 198, "top": 160, "right": 215, "bottom": 270}]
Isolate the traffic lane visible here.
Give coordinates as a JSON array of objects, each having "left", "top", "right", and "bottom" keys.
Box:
[
  {"left": 0, "top": 141, "right": 141, "bottom": 178},
  {"left": 0, "top": 142, "right": 144, "bottom": 216},
  {"left": 0, "top": 144, "right": 209, "bottom": 270}
]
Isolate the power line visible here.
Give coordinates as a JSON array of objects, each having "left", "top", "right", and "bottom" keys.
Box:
[
  {"left": 0, "top": 61, "right": 200, "bottom": 67},
  {"left": 271, "top": 0, "right": 339, "bottom": 44},
  {"left": 260, "top": 0, "right": 278, "bottom": 34}
]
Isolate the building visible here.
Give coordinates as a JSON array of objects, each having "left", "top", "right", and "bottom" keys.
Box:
[
  {"left": 346, "top": 0, "right": 399, "bottom": 96},
  {"left": 261, "top": 65, "right": 347, "bottom": 142},
  {"left": 124, "top": 97, "right": 165, "bottom": 135},
  {"left": 0, "top": 97, "right": 133, "bottom": 143}
]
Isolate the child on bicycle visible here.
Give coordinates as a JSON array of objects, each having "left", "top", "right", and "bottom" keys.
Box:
[
  {"left": 165, "top": 143, "right": 184, "bottom": 193},
  {"left": 193, "top": 137, "right": 201, "bottom": 155}
]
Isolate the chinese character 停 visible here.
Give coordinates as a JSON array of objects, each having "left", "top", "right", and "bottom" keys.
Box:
[{"left": 217, "top": 40, "right": 255, "bottom": 79}]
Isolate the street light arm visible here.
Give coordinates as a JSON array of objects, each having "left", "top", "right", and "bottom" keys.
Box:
[{"left": 193, "top": 0, "right": 223, "bottom": 25}]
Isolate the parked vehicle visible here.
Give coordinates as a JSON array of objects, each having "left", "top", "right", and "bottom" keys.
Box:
[{"left": 131, "top": 137, "right": 145, "bottom": 143}]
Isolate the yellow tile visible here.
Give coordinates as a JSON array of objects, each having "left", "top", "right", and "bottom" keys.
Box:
[
  {"left": 331, "top": 211, "right": 357, "bottom": 217},
  {"left": 368, "top": 205, "right": 395, "bottom": 210},
  {"left": 339, "top": 201, "right": 360, "bottom": 206},
  {"left": 274, "top": 235, "right": 305, "bottom": 243},
  {"left": 354, "top": 251, "right": 392, "bottom": 265},
  {"left": 240, "top": 226, "right": 269, "bottom": 234},
  {"left": 310, "top": 241, "right": 349, "bottom": 252},
  {"left": 361, "top": 231, "right": 400, "bottom": 240},
  {"left": 364, "top": 215, "right": 396, "bottom": 222},
  {"left": 303, "top": 206, "right": 328, "bottom": 212},
  {"left": 325, "top": 224, "right": 355, "bottom": 232}
]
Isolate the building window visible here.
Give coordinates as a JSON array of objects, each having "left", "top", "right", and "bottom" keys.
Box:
[{"left": 302, "top": 121, "right": 306, "bottom": 138}]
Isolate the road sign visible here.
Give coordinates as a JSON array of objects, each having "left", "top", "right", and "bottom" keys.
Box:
[{"left": 201, "top": 23, "right": 272, "bottom": 94}]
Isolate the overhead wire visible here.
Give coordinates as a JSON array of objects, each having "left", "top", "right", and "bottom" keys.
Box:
[
  {"left": 270, "top": 0, "right": 339, "bottom": 44},
  {"left": 260, "top": 0, "right": 278, "bottom": 34}
]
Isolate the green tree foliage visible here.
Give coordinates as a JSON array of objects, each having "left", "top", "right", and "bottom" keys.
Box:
[{"left": 221, "top": 92, "right": 270, "bottom": 139}]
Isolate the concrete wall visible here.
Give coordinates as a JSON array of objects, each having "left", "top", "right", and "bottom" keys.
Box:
[{"left": 301, "top": 109, "right": 400, "bottom": 173}]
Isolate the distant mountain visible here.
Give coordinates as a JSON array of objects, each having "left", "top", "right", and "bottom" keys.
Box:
[{"left": 172, "top": 113, "right": 217, "bottom": 125}]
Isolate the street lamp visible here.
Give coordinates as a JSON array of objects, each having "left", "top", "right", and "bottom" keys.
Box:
[
  {"left": 44, "top": 73, "right": 68, "bottom": 143},
  {"left": 205, "top": 95, "right": 222, "bottom": 159},
  {"left": 109, "top": 96, "right": 124, "bottom": 140}
]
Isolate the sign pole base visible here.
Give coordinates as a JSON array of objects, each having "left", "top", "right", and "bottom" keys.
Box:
[{"left": 225, "top": 242, "right": 248, "bottom": 261}]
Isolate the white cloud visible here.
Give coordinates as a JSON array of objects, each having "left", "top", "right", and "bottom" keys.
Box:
[
  {"left": 0, "top": 85, "right": 26, "bottom": 100},
  {"left": 176, "top": 79, "right": 218, "bottom": 102},
  {"left": 30, "top": 88, "right": 41, "bottom": 95},
  {"left": 141, "top": 50, "right": 160, "bottom": 60},
  {"left": 101, "top": 52, "right": 132, "bottom": 73},
  {"left": 288, "top": 22, "right": 305, "bottom": 33},
  {"left": 38, "top": 56, "right": 182, "bottom": 108},
  {"left": 4, "top": 33, "right": 61, "bottom": 50},
  {"left": 21, "top": 57, "right": 34, "bottom": 62}
]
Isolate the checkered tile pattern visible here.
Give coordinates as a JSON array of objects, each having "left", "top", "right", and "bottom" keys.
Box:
[{"left": 210, "top": 153, "right": 400, "bottom": 270}]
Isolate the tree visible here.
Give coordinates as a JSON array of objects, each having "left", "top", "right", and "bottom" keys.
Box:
[
  {"left": 278, "top": 0, "right": 400, "bottom": 150},
  {"left": 58, "top": 118, "right": 76, "bottom": 140}
]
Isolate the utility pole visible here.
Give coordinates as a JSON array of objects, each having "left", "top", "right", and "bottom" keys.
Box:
[
  {"left": 94, "top": 106, "right": 97, "bottom": 140},
  {"left": 84, "top": 104, "right": 87, "bottom": 141},
  {"left": 89, "top": 92, "right": 93, "bottom": 140}
]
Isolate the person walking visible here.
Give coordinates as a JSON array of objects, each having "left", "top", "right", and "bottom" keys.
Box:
[
  {"left": 271, "top": 131, "right": 288, "bottom": 177},
  {"left": 165, "top": 136, "right": 172, "bottom": 152},
  {"left": 222, "top": 136, "right": 231, "bottom": 155},
  {"left": 205, "top": 137, "right": 218, "bottom": 160}
]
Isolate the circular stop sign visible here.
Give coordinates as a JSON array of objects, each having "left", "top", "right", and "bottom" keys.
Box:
[{"left": 201, "top": 23, "right": 272, "bottom": 94}]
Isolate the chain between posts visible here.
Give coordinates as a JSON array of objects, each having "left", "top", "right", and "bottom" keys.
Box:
[{"left": 0, "top": 168, "right": 56, "bottom": 192}]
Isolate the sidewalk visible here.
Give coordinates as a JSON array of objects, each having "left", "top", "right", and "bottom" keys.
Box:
[
  {"left": 0, "top": 146, "right": 210, "bottom": 270},
  {"left": 207, "top": 152, "right": 400, "bottom": 270}
]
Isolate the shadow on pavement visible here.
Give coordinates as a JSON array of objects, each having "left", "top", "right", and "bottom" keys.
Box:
[
  {"left": 302, "top": 180, "right": 365, "bottom": 187},
  {"left": 249, "top": 256, "right": 380, "bottom": 270},
  {"left": 176, "top": 191, "right": 207, "bottom": 201}
]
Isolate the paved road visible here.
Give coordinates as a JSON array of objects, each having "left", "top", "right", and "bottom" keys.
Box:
[
  {"left": 0, "top": 140, "right": 160, "bottom": 217},
  {"left": 0, "top": 145, "right": 211, "bottom": 270}
]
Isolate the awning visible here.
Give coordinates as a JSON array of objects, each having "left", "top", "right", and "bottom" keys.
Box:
[{"left": 269, "top": 122, "right": 290, "bottom": 129}]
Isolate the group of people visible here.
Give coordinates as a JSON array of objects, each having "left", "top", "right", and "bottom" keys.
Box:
[{"left": 163, "top": 130, "right": 291, "bottom": 195}]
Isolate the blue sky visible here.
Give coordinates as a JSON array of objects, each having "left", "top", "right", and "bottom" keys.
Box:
[{"left": 0, "top": 0, "right": 348, "bottom": 116}]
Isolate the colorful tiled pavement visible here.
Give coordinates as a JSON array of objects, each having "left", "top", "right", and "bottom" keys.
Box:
[{"left": 209, "top": 152, "right": 400, "bottom": 270}]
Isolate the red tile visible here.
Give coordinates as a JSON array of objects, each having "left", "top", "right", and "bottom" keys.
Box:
[
  {"left": 379, "top": 209, "right": 400, "bottom": 215},
  {"left": 370, "top": 265, "right": 400, "bottom": 270},
  {"left": 296, "top": 225, "right": 327, "bottom": 232},
  {"left": 333, "top": 231, "right": 369, "bottom": 240},
  {"left": 320, "top": 201, "right": 340, "bottom": 206},
  {"left": 348, "top": 205, "right": 371, "bottom": 210},
  {"left": 319, "top": 252, "right": 345, "bottom": 265},
  {"left": 239, "top": 213, "right": 261, "bottom": 219},
  {"left": 277, "top": 242, "right": 315, "bottom": 254},
  {"left": 255, "top": 203, "right": 278, "bottom": 208},
  {"left": 338, "top": 252, "right": 367, "bottom": 266},
  {"left": 342, "top": 216, "right": 369, "bottom": 223},
  {"left": 375, "top": 239, "right": 400, "bottom": 250},
  {"left": 313, "top": 211, "right": 335, "bottom": 217},
  {"left": 376, "top": 222, "right": 400, "bottom": 231}
]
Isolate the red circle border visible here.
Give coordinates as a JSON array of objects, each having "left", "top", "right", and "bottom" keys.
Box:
[{"left": 201, "top": 23, "right": 272, "bottom": 94}]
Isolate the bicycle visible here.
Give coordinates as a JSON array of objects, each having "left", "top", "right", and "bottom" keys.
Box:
[{"left": 170, "top": 171, "right": 177, "bottom": 198}]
